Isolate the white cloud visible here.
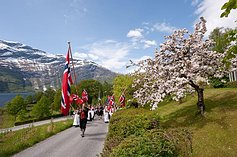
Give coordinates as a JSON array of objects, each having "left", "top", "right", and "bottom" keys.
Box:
[
  {"left": 127, "top": 28, "right": 144, "bottom": 39},
  {"left": 153, "top": 22, "right": 178, "bottom": 33},
  {"left": 127, "top": 27, "right": 158, "bottom": 49},
  {"left": 73, "top": 52, "right": 88, "bottom": 59},
  {"left": 82, "top": 40, "right": 131, "bottom": 72},
  {"left": 88, "top": 54, "right": 99, "bottom": 60},
  {"left": 194, "top": 0, "right": 237, "bottom": 36},
  {"left": 73, "top": 52, "right": 99, "bottom": 60},
  {"left": 142, "top": 40, "right": 157, "bottom": 49}
]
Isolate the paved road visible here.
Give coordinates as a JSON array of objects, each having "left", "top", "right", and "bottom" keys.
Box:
[{"left": 13, "top": 117, "right": 108, "bottom": 157}]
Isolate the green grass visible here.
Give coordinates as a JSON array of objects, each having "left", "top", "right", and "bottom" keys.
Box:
[
  {"left": 155, "top": 88, "right": 237, "bottom": 157},
  {"left": 0, "top": 109, "right": 15, "bottom": 129},
  {"left": 0, "top": 119, "right": 73, "bottom": 157}
]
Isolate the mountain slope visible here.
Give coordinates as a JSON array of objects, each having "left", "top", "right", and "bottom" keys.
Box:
[{"left": 0, "top": 40, "right": 118, "bottom": 92}]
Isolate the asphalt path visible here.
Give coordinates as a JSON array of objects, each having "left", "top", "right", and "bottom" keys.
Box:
[{"left": 13, "top": 116, "right": 108, "bottom": 157}]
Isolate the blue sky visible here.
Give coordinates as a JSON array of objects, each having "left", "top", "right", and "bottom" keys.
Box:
[{"left": 0, "top": 0, "right": 236, "bottom": 73}]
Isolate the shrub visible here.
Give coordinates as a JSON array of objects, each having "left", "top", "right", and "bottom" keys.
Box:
[
  {"left": 101, "top": 108, "right": 160, "bottom": 156},
  {"left": 101, "top": 108, "right": 192, "bottom": 157},
  {"left": 14, "top": 113, "right": 63, "bottom": 126},
  {"left": 209, "top": 77, "right": 228, "bottom": 88},
  {"left": 226, "top": 81, "right": 237, "bottom": 88},
  {"left": 110, "top": 129, "right": 192, "bottom": 157}
]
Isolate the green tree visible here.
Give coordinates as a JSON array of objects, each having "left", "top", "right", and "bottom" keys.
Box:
[
  {"left": 209, "top": 28, "right": 237, "bottom": 66},
  {"left": 208, "top": 28, "right": 235, "bottom": 87},
  {"left": 44, "top": 88, "right": 56, "bottom": 105},
  {"left": 221, "top": 0, "right": 237, "bottom": 17},
  {"left": 101, "top": 81, "right": 113, "bottom": 104},
  {"left": 25, "top": 95, "right": 35, "bottom": 104},
  {"left": 31, "top": 95, "right": 51, "bottom": 119},
  {"left": 16, "top": 109, "right": 28, "bottom": 121},
  {"left": 6, "top": 95, "right": 26, "bottom": 120},
  {"left": 34, "top": 91, "right": 44, "bottom": 102},
  {"left": 209, "top": 28, "right": 229, "bottom": 53},
  {"left": 113, "top": 75, "right": 135, "bottom": 106},
  {"left": 76, "top": 80, "right": 103, "bottom": 105},
  {"left": 52, "top": 88, "right": 62, "bottom": 112}
]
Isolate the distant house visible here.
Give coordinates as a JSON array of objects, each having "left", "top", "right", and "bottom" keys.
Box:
[{"left": 229, "top": 68, "right": 237, "bottom": 82}]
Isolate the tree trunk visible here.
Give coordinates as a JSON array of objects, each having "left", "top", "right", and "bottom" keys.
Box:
[
  {"left": 197, "top": 88, "right": 205, "bottom": 116},
  {"left": 188, "top": 80, "right": 205, "bottom": 116}
]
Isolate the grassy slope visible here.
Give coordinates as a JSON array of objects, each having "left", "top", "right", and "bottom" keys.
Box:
[
  {"left": 0, "top": 110, "right": 15, "bottom": 129},
  {"left": 155, "top": 88, "right": 237, "bottom": 157},
  {"left": 0, "top": 119, "right": 73, "bottom": 157}
]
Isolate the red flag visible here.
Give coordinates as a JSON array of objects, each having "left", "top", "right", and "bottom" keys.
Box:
[
  {"left": 70, "top": 94, "right": 84, "bottom": 105},
  {"left": 82, "top": 89, "right": 88, "bottom": 102},
  {"left": 109, "top": 95, "right": 115, "bottom": 106},
  {"left": 61, "top": 46, "right": 73, "bottom": 115},
  {"left": 119, "top": 94, "right": 125, "bottom": 107}
]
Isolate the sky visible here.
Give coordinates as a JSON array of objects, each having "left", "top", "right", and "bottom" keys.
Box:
[{"left": 0, "top": 0, "right": 236, "bottom": 73}]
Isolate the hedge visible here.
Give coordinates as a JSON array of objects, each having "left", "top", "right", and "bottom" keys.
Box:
[
  {"left": 14, "top": 113, "right": 64, "bottom": 126},
  {"left": 101, "top": 108, "right": 192, "bottom": 157}
]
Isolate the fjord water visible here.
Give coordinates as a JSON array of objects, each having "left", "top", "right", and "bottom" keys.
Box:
[{"left": 0, "top": 93, "right": 34, "bottom": 107}]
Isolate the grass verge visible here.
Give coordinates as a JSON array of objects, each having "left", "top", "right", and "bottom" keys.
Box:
[{"left": 0, "top": 119, "right": 73, "bottom": 157}]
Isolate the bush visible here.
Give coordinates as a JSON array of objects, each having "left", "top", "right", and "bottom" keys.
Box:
[
  {"left": 209, "top": 77, "right": 228, "bottom": 88},
  {"left": 14, "top": 113, "right": 63, "bottom": 126},
  {"left": 102, "top": 108, "right": 160, "bottom": 156},
  {"left": 101, "top": 108, "right": 192, "bottom": 157},
  {"left": 110, "top": 129, "right": 192, "bottom": 157},
  {"left": 226, "top": 81, "right": 237, "bottom": 88}
]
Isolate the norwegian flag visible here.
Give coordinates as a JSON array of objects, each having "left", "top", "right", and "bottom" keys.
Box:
[
  {"left": 119, "top": 94, "right": 125, "bottom": 107},
  {"left": 69, "top": 94, "right": 84, "bottom": 105},
  {"left": 82, "top": 89, "right": 88, "bottom": 102},
  {"left": 61, "top": 46, "right": 73, "bottom": 116}
]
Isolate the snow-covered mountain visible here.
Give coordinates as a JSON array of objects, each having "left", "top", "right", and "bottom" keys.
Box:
[{"left": 0, "top": 40, "right": 118, "bottom": 92}]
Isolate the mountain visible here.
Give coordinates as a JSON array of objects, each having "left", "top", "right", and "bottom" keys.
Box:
[{"left": 0, "top": 40, "right": 118, "bottom": 92}]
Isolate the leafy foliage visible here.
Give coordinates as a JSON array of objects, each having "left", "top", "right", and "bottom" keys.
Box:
[
  {"left": 76, "top": 79, "right": 103, "bottom": 104},
  {"left": 110, "top": 129, "right": 192, "bottom": 157},
  {"left": 220, "top": 0, "right": 237, "bottom": 17},
  {"left": 226, "top": 80, "right": 237, "bottom": 88},
  {"left": 101, "top": 108, "right": 192, "bottom": 157},
  {"left": 208, "top": 76, "right": 228, "bottom": 88},
  {"left": 31, "top": 96, "right": 51, "bottom": 119},
  {"left": 52, "top": 88, "right": 62, "bottom": 112},
  {"left": 113, "top": 75, "right": 135, "bottom": 106},
  {"left": 209, "top": 28, "right": 230, "bottom": 53},
  {"left": 6, "top": 95, "right": 26, "bottom": 120}
]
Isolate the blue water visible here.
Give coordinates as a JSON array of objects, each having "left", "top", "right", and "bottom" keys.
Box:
[{"left": 0, "top": 93, "right": 34, "bottom": 107}]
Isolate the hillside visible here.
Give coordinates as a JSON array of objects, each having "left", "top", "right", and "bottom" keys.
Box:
[
  {"left": 0, "top": 40, "right": 118, "bottom": 92},
  {"left": 104, "top": 88, "right": 237, "bottom": 156},
  {"left": 156, "top": 88, "right": 237, "bottom": 156}
]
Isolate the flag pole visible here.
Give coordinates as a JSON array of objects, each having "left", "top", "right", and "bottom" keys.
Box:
[
  {"left": 68, "top": 41, "right": 78, "bottom": 94},
  {"left": 67, "top": 42, "right": 78, "bottom": 114}
]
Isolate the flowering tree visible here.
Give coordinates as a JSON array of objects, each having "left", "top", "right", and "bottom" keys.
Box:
[{"left": 132, "top": 17, "right": 227, "bottom": 115}]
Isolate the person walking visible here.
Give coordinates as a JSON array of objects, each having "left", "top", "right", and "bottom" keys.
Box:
[
  {"left": 79, "top": 103, "right": 89, "bottom": 137},
  {"left": 73, "top": 109, "right": 80, "bottom": 127}
]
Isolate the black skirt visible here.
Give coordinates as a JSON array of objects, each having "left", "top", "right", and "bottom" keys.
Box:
[{"left": 80, "top": 118, "right": 87, "bottom": 129}]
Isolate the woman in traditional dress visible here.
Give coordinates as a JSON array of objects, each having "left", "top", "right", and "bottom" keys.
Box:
[
  {"left": 73, "top": 109, "right": 80, "bottom": 127},
  {"left": 79, "top": 103, "right": 89, "bottom": 137}
]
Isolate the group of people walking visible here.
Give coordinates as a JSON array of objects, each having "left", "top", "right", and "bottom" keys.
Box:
[{"left": 71, "top": 90, "right": 126, "bottom": 137}]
